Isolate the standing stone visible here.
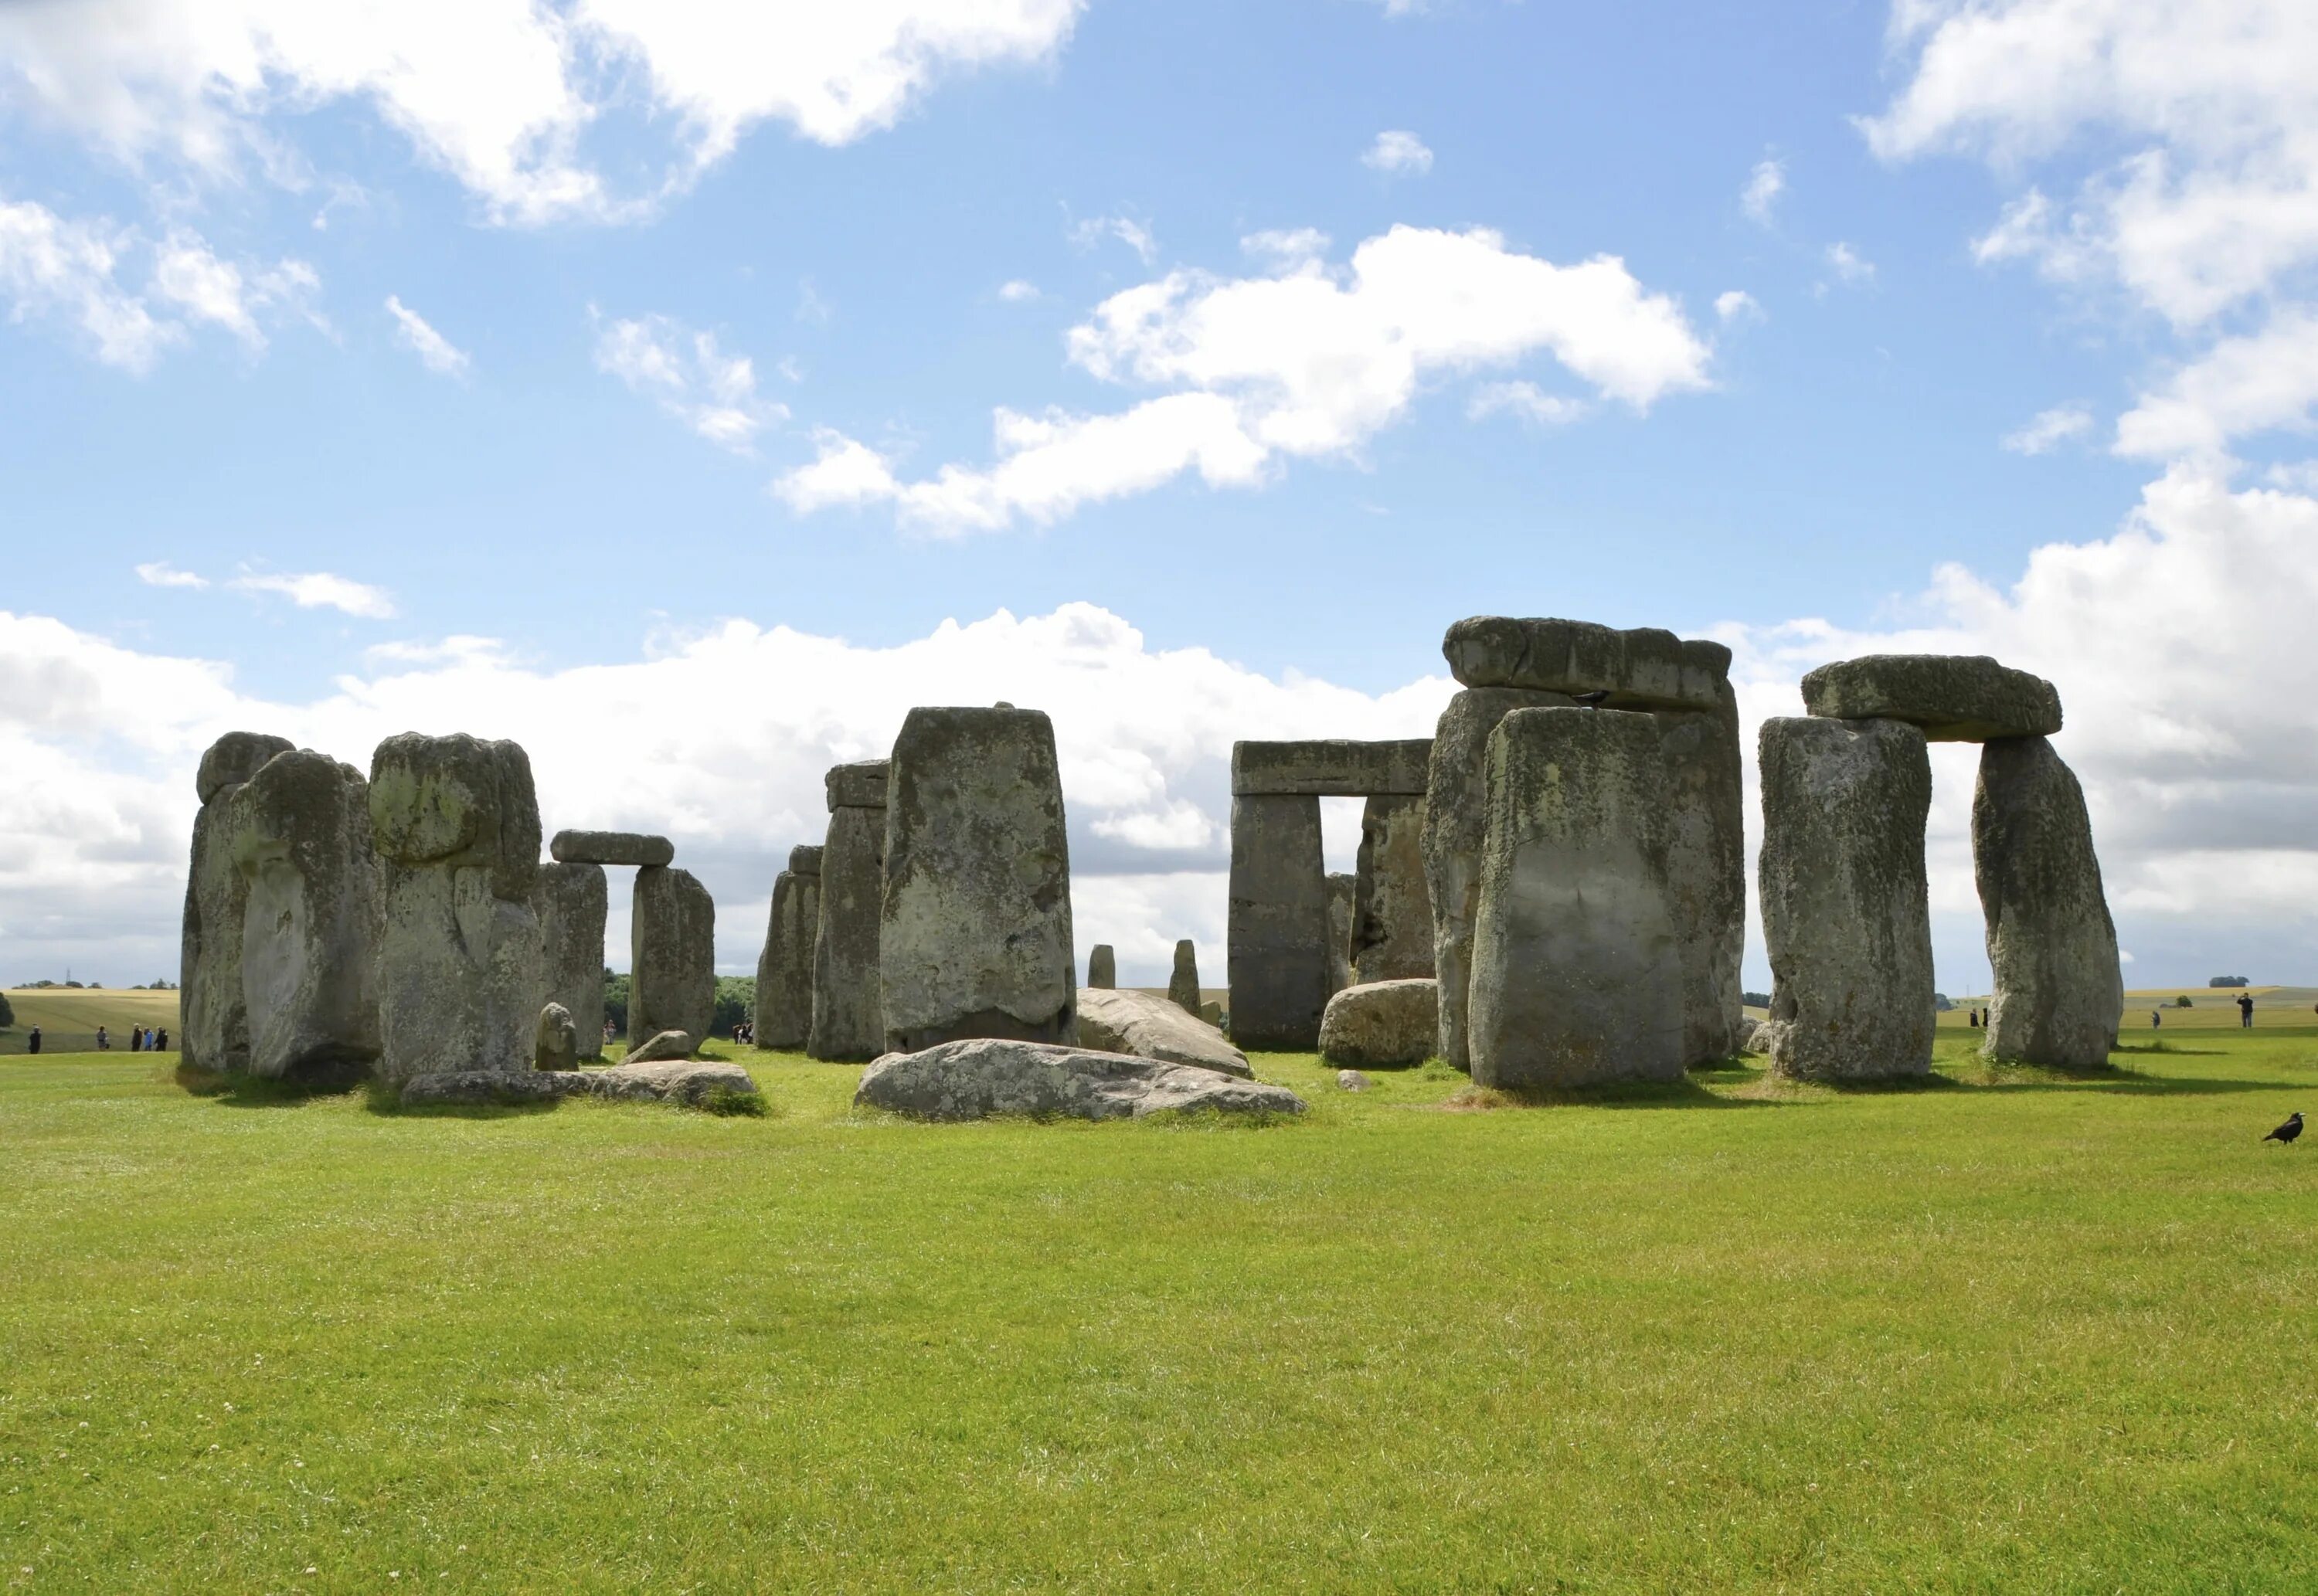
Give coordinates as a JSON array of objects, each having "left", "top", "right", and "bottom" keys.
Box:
[
  {"left": 631, "top": 866, "right": 715, "bottom": 1050},
  {"left": 1088, "top": 945, "right": 1117, "bottom": 990},
  {"left": 1351, "top": 793, "right": 1434, "bottom": 983},
  {"left": 1422, "top": 688, "right": 1570, "bottom": 1069},
  {"left": 1226, "top": 793, "right": 1329, "bottom": 1051},
  {"left": 1973, "top": 736, "right": 2122, "bottom": 1068},
  {"left": 535, "top": 861, "right": 607, "bottom": 1058},
  {"left": 1325, "top": 873, "right": 1357, "bottom": 997},
  {"left": 753, "top": 844, "right": 822, "bottom": 1050},
  {"left": 224, "top": 749, "right": 380, "bottom": 1079},
  {"left": 368, "top": 732, "right": 546, "bottom": 1083},
  {"left": 1168, "top": 939, "right": 1200, "bottom": 1015},
  {"left": 1655, "top": 684, "right": 1746, "bottom": 1065},
  {"left": 1468, "top": 708, "right": 1685, "bottom": 1088},
  {"left": 181, "top": 732, "right": 294, "bottom": 1070},
  {"left": 879, "top": 706, "right": 1076, "bottom": 1053},
  {"left": 811, "top": 761, "right": 889, "bottom": 1062},
  {"left": 1756, "top": 717, "right": 1935, "bottom": 1081},
  {"left": 535, "top": 1002, "right": 579, "bottom": 1071}
]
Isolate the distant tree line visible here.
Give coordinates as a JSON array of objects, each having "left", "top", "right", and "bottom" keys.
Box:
[
  {"left": 599, "top": 969, "right": 756, "bottom": 1040},
  {"left": 2208, "top": 976, "right": 2251, "bottom": 988}
]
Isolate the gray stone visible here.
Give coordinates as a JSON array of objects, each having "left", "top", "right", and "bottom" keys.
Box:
[
  {"left": 879, "top": 706, "right": 1076, "bottom": 1053},
  {"left": 1421, "top": 687, "right": 1574, "bottom": 1071},
  {"left": 1352, "top": 793, "right": 1434, "bottom": 983},
  {"left": 224, "top": 749, "right": 380, "bottom": 1079},
  {"left": 368, "top": 732, "right": 546, "bottom": 1083},
  {"left": 1319, "top": 978, "right": 1439, "bottom": 1068},
  {"left": 1973, "top": 736, "right": 2123, "bottom": 1068},
  {"left": 534, "top": 861, "right": 607, "bottom": 1058},
  {"left": 548, "top": 829, "right": 674, "bottom": 868},
  {"left": 631, "top": 865, "right": 715, "bottom": 1048},
  {"left": 1734, "top": 1014, "right": 1762, "bottom": 1053},
  {"left": 789, "top": 844, "right": 824, "bottom": 876},
  {"left": 1326, "top": 872, "right": 1356, "bottom": 997},
  {"left": 1076, "top": 987, "right": 1252, "bottom": 1078},
  {"left": 1168, "top": 939, "right": 1200, "bottom": 1015},
  {"left": 1442, "top": 616, "right": 1729, "bottom": 711},
  {"left": 855, "top": 1039, "right": 1305, "bottom": 1122},
  {"left": 1655, "top": 687, "right": 1747, "bottom": 1065},
  {"left": 1088, "top": 944, "right": 1116, "bottom": 990},
  {"left": 1468, "top": 708, "right": 1686, "bottom": 1088},
  {"left": 182, "top": 731, "right": 294, "bottom": 1070},
  {"left": 825, "top": 759, "right": 890, "bottom": 810},
  {"left": 624, "top": 1028, "right": 694, "bottom": 1063},
  {"left": 1800, "top": 654, "right": 2061, "bottom": 742},
  {"left": 810, "top": 803, "right": 886, "bottom": 1061},
  {"left": 1199, "top": 1000, "right": 1225, "bottom": 1028},
  {"left": 1756, "top": 717, "right": 1935, "bottom": 1081},
  {"left": 1337, "top": 1069, "right": 1371, "bottom": 1092},
  {"left": 535, "top": 1002, "right": 579, "bottom": 1071},
  {"left": 399, "top": 1057, "right": 757, "bottom": 1107},
  {"left": 584, "top": 1058, "right": 757, "bottom": 1104},
  {"left": 1226, "top": 793, "right": 1329, "bottom": 1051},
  {"left": 1230, "top": 739, "right": 1433, "bottom": 797},
  {"left": 753, "top": 868, "right": 820, "bottom": 1050}
]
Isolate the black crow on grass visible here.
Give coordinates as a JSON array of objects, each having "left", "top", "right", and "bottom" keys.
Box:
[{"left": 2264, "top": 1112, "right": 2303, "bottom": 1145}]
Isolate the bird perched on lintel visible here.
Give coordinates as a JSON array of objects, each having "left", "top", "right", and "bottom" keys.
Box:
[
  {"left": 2263, "top": 1111, "right": 2303, "bottom": 1145},
  {"left": 1572, "top": 689, "right": 1612, "bottom": 710}
]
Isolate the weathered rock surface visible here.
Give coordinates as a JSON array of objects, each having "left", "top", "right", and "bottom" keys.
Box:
[
  {"left": 1230, "top": 739, "right": 1433, "bottom": 796},
  {"left": 1734, "top": 1014, "right": 1763, "bottom": 1053},
  {"left": 631, "top": 865, "right": 715, "bottom": 1048},
  {"left": 368, "top": 732, "right": 545, "bottom": 1082},
  {"left": 182, "top": 731, "right": 295, "bottom": 1071},
  {"left": 1656, "top": 688, "right": 1747, "bottom": 1065},
  {"left": 855, "top": 1039, "right": 1304, "bottom": 1122},
  {"left": 624, "top": 1028, "right": 695, "bottom": 1063},
  {"left": 825, "top": 759, "right": 890, "bottom": 811},
  {"left": 1352, "top": 793, "right": 1434, "bottom": 983},
  {"left": 880, "top": 706, "right": 1076, "bottom": 1052},
  {"left": 548, "top": 829, "right": 674, "bottom": 868},
  {"left": 1076, "top": 987, "right": 1252, "bottom": 1078},
  {"left": 810, "top": 797, "right": 886, "bottom": 1061},
  {"left": 400, "top": 1057, "right": 757, "bottom": 1107},
  {"left": 1326, "top": 872, "right": 1356, "bottom": 997},
  {"left": 534, "top": 861, "right": 607, "bottom": 1057},
  {"left": 1199, "top": 1000, "right": 1225, "bottom": 1028},
  {"left": 753, "top": 867, "right": 820, "bottom": 1050},
  {"left": 789, "top": 843, "right": 824, "bottom": 875},
  {"left": 535, "top": 1002, "right": 579, "bottom": 1071},
  {"left": 1973, "top": 736, "right": 2123, "bottom": 1068},
  {"left": 1800, "top": 654, "right": 2061, "bottom": 742},
  {"left": 1226, "top": 793, "right": 1329, "bottom": 1051},
  {"left": 1442, "top": 616, "right": 1728, "bottom": 711},
  {"left": 1319, "top": 978, "right": 1439, "bottom": 1068},
  {"left": 1168, "top": 939, "right": 1201, "bottom": 1015},
  {"left": 1756, "top": 716, "right": 1936, "bottom": 1081},
  {"left": 1087, "top": 944, "right": 1116, "bottom": 990},
  {"left": 225, "top": 748, "right": 380, "bottom": 1078},
  {"left": 1337, "top": 1069, "right": 1371, "bottom": 1092},
  {"left": 1469, "top": 708, "right": 1686, "bottom": 1088},
  {"left": 587, "top": 1058, "right": 755, "bottom": 1103}
]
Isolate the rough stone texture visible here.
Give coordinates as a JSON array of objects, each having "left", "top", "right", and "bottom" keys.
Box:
[
  {"left": 548, "top": 829, "right": 673, "bottom": 868},
  {"left": 753, "top": 868, "right": 820, "bottom": 1050},
  {"left": 825, "top": 759, "right": 890, "bottom": 810},
  {"left": 624, "top": 1028, "right": 694, "bottom": 1063},
  {"left": 584, "top": 1058, "right": 756, "bottom": 1104},
  {"left": 535, "top": 1002, "right": 578, "bottom": 1071},
  {"left": 1226, "top": 794, "right": 1329, "bottom": 1050},
  {"left": 1168, "top": 939, "right": 1200, "bottom": 1014},
  {"left": 534, "top": 861, "right": 607, "bottom": 1058},
  {"left": 1734, "top": 1014, "right": 1762, "bottom": 1053},
  {"left": 1756, "top": 717, "right": 1936, "bottom": 1081},
  {"left": 1230, "top": 739, "right": 1433, "bottom": 796},
  {"left": 855, "top": 1039, "right": 1305, "bottom": 1122},
  {"left": 1088, "top": 945, "right": 1116, "bottom": 989},
  {"left": 1076, "top": 987, "right": 1252, "bottom": 1078},
  {"left": 1973, "top": 736, "right": 2123, "bottom": 1068},
  {"left": 1325, "top": 874, "right": 1356, "bottom": 996},
  {"left": 401, "top": 1057, "right": 757, "bottom": 1107},
  {"left": 1199, "top": 1000, "right": 1225, "bottom": 1028},
  {"left": 368, "top": 733, "right": 545, "bottom": 1083},
  {"left": 1337, "top": 1070, "right": 1371, "bottom": 1092},
  {"left": 1421, "top": 688, "right": 1574, "bottom": 1070},
  {"left": 1352, "top": 793, "right": 1434, "bottom": 983},
  {"left": 789, "top": 844, "right": 824, "bottom": 876},
  {"left": 1655, "top": 687, "right": 1747, "bottom": 1065},
  {"left": 1469, "top": 708, "right": 1686, "bottom": 1088},
  {"left": 1443, "top": 616, "right": 1728, "bottom": 711},
  {"left": 182, "top": 732, "right": 295, "bottom": 1071},
  {"left": 1800, "top": 654, "right": 2061, "bottom": 742},
  {"left": 1319, "top": 978, "right": 1439, "bottom": 1068},
  {"left": 880, "top": 707, "right": 1076, "bottom": 1053},
  {"left": 810, "top": 801, "right": 886, "bottom": 1061},
  {"left": 224, "top": 749, "right": 381, "bottom": 1079},
  {"left": 631, "top": 865, "right": 715, "bottom": 1048}
]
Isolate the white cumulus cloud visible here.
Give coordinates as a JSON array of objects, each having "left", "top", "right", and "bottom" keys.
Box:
[
  {"left": 595, "top": 311, "right": 786, "bottom": 453},
  {"left": 1715, "top": 289, "right": 1762, "bottom": 322},
  {"left": 1742, "top": 158, "right": 1785, "bottom": 225},
  {"left": 134, "top": 562, "right": 209, "bottom": 589},
  {"left": 228, "top": 570, "right": 397, "bottom": 619},
  {"left": 1361, "top": 130, "right": 1433, "bottom": 175},
  {"left": 1825, "top": 241, "right": 1874, "bottom": 284},
  {"left": 1069, "top": 214, "right": 1158, "bottom": 263},
  {"left": 1467, "top": 381, "right": 1589, "bottom": 427},
  {"left": 385, "top": 295, "right": 471, "bottom": 377},
  {"left": 2002, "top": 402, "right": 2094, "bottom": 455}
]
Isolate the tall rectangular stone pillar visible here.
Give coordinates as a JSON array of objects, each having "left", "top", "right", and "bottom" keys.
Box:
[
  {"left": 1351, "top": 793, "right": 1434, "bottom": 983},
  {"left": 810, "top": 760, "right": 889, "bottom": 1061},
  {"left": 1226, "top": 793, "right": 1329, "bottom": 1051},
  {"left": 182, "top": 732, "right": 294, "bottom": 1071},
  {"left": 630, "top": 865, "right": 715, "bottom": 1046},
  {"left": 754, "top": 844, "right": 821, "bottom": 1050},
  {"left": 1655, "top": 684, "right": 1745, "bottom": 1065},
  {"left": 1973, "top": 735, "right": 2121, "bottom": 1068},
  {"left": 536, "top": 861, "right": 607, "bottom": 1058}
]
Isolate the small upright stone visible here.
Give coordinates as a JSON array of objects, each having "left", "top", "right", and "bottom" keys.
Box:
[
  {"left": 1800, "top": 654, "right": 2061, "bottom": 742},
  {"left": 1325, "top": 872, "right": 1356, "bottom": 997},
  {"left": 631, "top": 865, "right": 715, "bottom": 1048},
  {"left": 1973, "top": 735, "right": 2122, "bottom": 1068},
  {"left": 1168, "top": 939, "right": 1200, "bottom": 1015},
  {"left": 182, "top": 731, "right": 294, "bottom": 1071},
  {"left": 535, "top": 1002, "right": 579, "bottom": 1071},
  {"left": 811, "top": 760, "right": 889, "bottom": 1062},
  {"left": 1088, "top": 945, "right": 1117, "bottom": 990},
  {"left": 549, "top": 830, "right": 675, "bottom": 868},
  {"left": 534, "top": 861, "right": 608, "bottom": 1058}
]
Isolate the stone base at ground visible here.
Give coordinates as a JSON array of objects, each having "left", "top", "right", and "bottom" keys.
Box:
[
  {"left": 855, "top": 1039, "right": 1304, "bottom": 1122},
  {"left": 1318, "top": 979, "right": 1439, "bottom": 1068},
  {"left": 1075, "top": 987, "right": 1251, "bottom": 1078},
  {"left": 400, "top": 1058, "right": 757, "bottom": 1107}
]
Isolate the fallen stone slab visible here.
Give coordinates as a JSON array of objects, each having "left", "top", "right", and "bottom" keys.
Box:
[
  {"left": 583, "top": 1058, "right": 758, "bottom": 1105},
  {"left": 1076, "top": 987, "right": 1252, "bottom": 1078},
  {"left": 400, "top": 1058, "right": 758, "bottom": 1108},
  {"left": 1800, "top": 654, "right": 2061, "bottom": 742},
  {"left": 855, "top": 1038, "right": 1304, "bottom": 1122},
  {"left": 1442, "top": 616, "right": 1729, "bottom": 711},
  {"left": 1319, "top": 978, "right": 1439, "bottom": 1068},
  {"left": 624, "top": 1028, "right": 694, "bottom": 1063},
  {"left": 1230, "top": 739, "right": 1433, "bottom": 797},
  {"left": 549, "top": 829, "right": 675, "bottom": 868}
]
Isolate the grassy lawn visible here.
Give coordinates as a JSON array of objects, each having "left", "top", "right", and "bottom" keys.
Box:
[{"left": 5, "top": 1032, "right": 2316, "bottom": 1591}]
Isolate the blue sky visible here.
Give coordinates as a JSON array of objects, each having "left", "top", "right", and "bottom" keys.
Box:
[{"left": 3, "top": 0, "right": 2316, "bottom": 993}]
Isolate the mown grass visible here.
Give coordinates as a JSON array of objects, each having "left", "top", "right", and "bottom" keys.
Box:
[{"left": 4, "top": 1031, "right": 2316, "bottom": 1591}]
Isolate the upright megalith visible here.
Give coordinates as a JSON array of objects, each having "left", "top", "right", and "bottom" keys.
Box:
[
  {"left": 1088, "top": 945, "right": 1116, "bottom": 990},
  {"left": 368, "top": 732, "right": 546, "bottom": 1082},
  {"left": 1655, "top": 684, "right": 1746, "bottom": 1065},
  {"left": 1973, "top": 736, "right": 2122, "bottom": 1068},
  {"left": 631, "top": 866, "right": 715, "bottom": 1051},
  {"left": 753, "top": 844, "right": 821, "bottom": 1050},
  {"left": 224, "top": 748, "right": 380, "bottom": 1079},
  {"left": 182, "top": 731, "right": 295, "bottom": 1071},
  {"left": 1352, "top": 793, "right": 1433, "bottom": 983},
  {"left": 811, "top": 761, "right": 888, "bottom": 1061},
  {"left": 1756, "top": 717, "right": 1935, "bottom": 1081},
  {"left": 1467, "top": 708, "right": 1685, "bottom": 1088},
  {"left": 1168, "top": 939, "right": 1200, "bottom": 1015},
  {"left": 880, "top": 706, "right": 1076, "bottom": 1053},
  {"left": 1227, "top": 793, "right": 1329, "bottom": 1050},
  {"left": 535, "top": 861, "right": 607, "bottom": 1058},
  {"left": 1325, "top": 873, "right": 1356, "bottom": 997}
]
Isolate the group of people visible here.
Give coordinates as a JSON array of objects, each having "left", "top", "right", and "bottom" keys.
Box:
[
  {"left": 730, "top": 1020, "right": 756, "bottom": 1046},
  {"left": 90, "top": 1024, "right": 170, "bottom": 1052},
  {"left": 1961, "top": 1007, "right": 1988, "bottom": 1027}
]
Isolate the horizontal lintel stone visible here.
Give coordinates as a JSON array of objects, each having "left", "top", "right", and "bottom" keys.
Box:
[
  {"left": 1231, "top": 739, "right": 1433, "bottom": 797},
  {"left": 1441, "top": 616, "right": 1728, "bottom": 710},
  {"left": 549, "top": 829, "right": 674, "bottom": 868},
  {"left": 1800, "top": 654, "right": 2061, "bottom": 742}
]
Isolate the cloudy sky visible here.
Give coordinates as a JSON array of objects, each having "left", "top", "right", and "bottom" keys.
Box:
[{"left": 3, "top": 0, "right": 2315, "bottom": 991}]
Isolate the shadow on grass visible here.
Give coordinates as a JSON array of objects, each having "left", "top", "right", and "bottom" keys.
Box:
[
  {"left": 1441, "top": 1075, "right": 1781, "bottom": 1112},
  {"left": 174, "top": 1059, "right": 372, "bottom": 1108}
]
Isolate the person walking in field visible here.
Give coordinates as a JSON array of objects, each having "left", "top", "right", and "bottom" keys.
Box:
[
  {"left": 96, "top": 1025, "right": 109, "bottom": 1050},
  {"left": 2151, "top": 1008, "right": 2161, "bottom": 1029},
  {"left": 26, "top": 1026, "right": 39, "bottom": 1054},
  {"left": 154, "top": 1027, "right": 168, "bottom": 1051},
  {"left": 2238, "top": 991, "right": 2255, "bottom": 1028}
]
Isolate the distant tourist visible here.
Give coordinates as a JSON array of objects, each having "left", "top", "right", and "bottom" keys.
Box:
[
  {"left": 2238, "top": 991, "right": 2255, "bottom": 1028},
  {"left": 2150, "top": 1008, "right": 2161, "bottom": 1029},
  {"left": 154, "top": 1027, "right": 168, "bottom": 1052},
  {"left": 128, "top": 1027, "right": 142, "bottom": 1052},
  {"left": 96, "top": 1025, "right": 110, "bottom": 1051},
  {"left": 26, "top": 1026, "right": 39, "bottom": 1054}
]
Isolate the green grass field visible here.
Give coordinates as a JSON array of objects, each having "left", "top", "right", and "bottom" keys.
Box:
[{"left": 5, "top": 1032, "right": 2316, "bottom": 1591}]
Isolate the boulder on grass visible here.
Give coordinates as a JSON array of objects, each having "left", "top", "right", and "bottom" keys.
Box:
[
  {"left": 624, "top": 1028, "right": 694, "bottom": 1063},
  {"left": 1075, "top": 987, "right": 1252, "bottom": 1078},
  {"left": 1318, "top": 978, "right": 1439, "bottom": 1068},
  {"left": 400, "top": 1058, "right": 757, "bottom": 1107},
  {"left": 855, "top": 1038, "right": 1304, "bottom": 1122},
  {"left": 535, "top": 1002, "right": 579, "bottom": 1071}
]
